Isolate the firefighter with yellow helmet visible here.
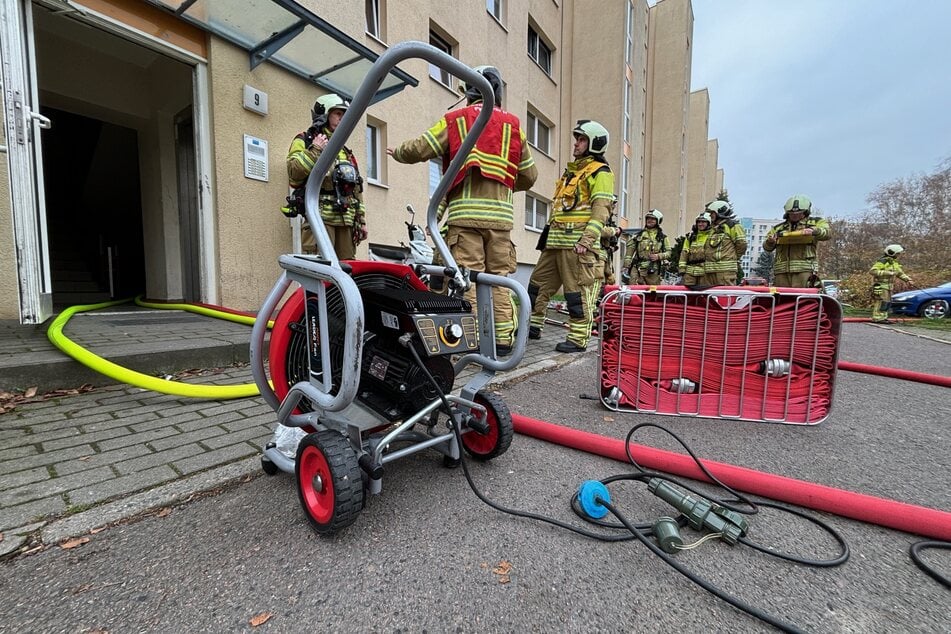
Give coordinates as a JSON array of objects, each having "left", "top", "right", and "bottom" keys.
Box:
[
  {"left": 621, "top": 209, "right": 671, "bottom": 285},
  {"left": 702, "top": 200, "right": 747, "bottom": 286},
  {"left": 678, "top": 212, "right": 713, "bottom": 287},
  {"left": 870, "top": 244, "right": 913, "bottom": 323},
  {"left": 528, "top": 120, "right": 615, "bottom": 353},
  {"left": 763, "top": 194, "right": 831, "bottom": 287},
  {"left": 284, "top": 93, "right": 367, "bottom": 259}
]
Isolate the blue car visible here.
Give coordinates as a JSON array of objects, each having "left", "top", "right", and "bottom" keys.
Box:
[{"left": 890, "top": 282, "right": 951, "bottom": 319}]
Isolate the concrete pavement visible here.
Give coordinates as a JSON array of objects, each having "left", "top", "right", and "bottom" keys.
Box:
[{"left": 0, "top": 303, "right": 587, "bottom": 556}]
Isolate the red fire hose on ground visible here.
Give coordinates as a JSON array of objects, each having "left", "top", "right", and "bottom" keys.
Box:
[{"left": 511, "top": 413, "right": 951, "bottom": 541}]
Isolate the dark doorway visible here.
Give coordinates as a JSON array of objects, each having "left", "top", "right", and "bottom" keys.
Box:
[
  {"left": 175, "top": 108, "right": 200, "bottom": 303},
  {"left": 41, "top": 107, "right": 145, "bottom": 307}
]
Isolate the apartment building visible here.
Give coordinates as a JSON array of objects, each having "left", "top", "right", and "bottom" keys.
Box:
[
  {"left": 744, "top": 217, "right": 784, "bottom": 279},
  {"left": 1, "top": 0, "right": 720, "bottom": 324}
]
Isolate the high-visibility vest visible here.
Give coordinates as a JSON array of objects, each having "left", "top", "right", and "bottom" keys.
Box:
[{"left": 444, "top": 105, "right": 522, "bottom": 190}]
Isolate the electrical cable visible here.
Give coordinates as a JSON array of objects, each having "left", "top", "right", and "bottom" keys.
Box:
[
  {"left": 909, "top": 541, "right": 951, "bottom": 589},
  {"left": 47, "top": 297, "right": 271, "bottom": 399},
  {"left": 404, "top": 342, "right": 831, "bottom": 632},
  {"left": 512, "top": 413, "right": 951, "bottom": 542}
]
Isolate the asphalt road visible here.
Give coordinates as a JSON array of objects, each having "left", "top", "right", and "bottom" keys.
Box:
[{"left": 0, "top": 323, "right": 948, "bottom": 633}]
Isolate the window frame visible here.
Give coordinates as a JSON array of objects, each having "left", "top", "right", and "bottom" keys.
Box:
[
  {"left": 428, "top": 29, "right": 456, "bottom": 89},
  {"left": 527, "top": 24, "right": 552, "bottom": 75},
  {"left": 365, "top": 0, "right": 382, "bottom": 39},
  {"left": 525, "top": 110, "right": 552, "bottom": 156},
  {"left": 486, "top": 0, "right": 503, "bottom": 23},
  {"left": 365, "top": 121, "right": 383, "bottom": 184},
  {"left": 525, "top": 193, "right": 550, "bottom": 232}
]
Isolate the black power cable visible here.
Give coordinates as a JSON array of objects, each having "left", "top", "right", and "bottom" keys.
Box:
[
  {"left": 403, "top": 342, "right": 846, "bottom": 632},
  {"left": 910, "top": 541, "right": 951, "bottom": 589}
]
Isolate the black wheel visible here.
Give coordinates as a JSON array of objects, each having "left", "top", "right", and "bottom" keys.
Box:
[
  {"left": 261, "top": 455, "right": 279, "bottom": 476},
  {"left": 461, "top": 390, "right": 514, "bottom": 461},
  {"left": 295, "top": 430, "right": 364, "bottom": 534},
  {"left": 919, "top": 299, "right": 949, "bottom": 320}
]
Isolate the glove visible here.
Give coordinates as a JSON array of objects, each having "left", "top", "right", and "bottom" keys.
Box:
[{"left": 621, "top": 272, "right": 631, "bottom": 284}]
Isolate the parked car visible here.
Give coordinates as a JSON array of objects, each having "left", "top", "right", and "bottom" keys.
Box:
[
  {"left": 890, "top": 282, "right": 951, "bottom": 319},
  {"left": 740, "top": 277, "right": 767, "bottom": 286}
]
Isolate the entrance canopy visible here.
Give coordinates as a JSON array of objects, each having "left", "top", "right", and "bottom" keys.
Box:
[{"left": 144, "top": 0, "right": 418, "bottom": 103}]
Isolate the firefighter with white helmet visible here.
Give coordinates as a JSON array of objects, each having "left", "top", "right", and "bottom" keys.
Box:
[
  {"left": 678, "top": 212, "right": 713, "bottom": 287},
  {"left": 284, "top": 93, "right": 367, "bottom": 259},
  {"left": 763, "top": 194, "right": 832, "bottom": 288},
  {"left": 870, "top": 243, "right": 913, "bottom": 323},
  {"left": 702, "top": 200, "right": 747, "bottom": 286},
  {"left": 527, "top": 119, "right": 615, "bottom": 353},
  {"left": 622, "top": 208, "right": 671, "bottom": 285}
]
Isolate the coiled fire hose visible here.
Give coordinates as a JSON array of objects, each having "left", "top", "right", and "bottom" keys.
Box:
[{"left": 599, "top": 295, "right": 838, "bottom": 423}]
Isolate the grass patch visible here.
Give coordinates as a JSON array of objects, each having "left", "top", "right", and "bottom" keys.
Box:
[{"left": 904, "top": 318, "right": 951, "bottom": 332}]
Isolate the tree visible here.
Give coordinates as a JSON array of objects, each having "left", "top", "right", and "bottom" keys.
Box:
[
  {"left": 825, "top": 157, "right": 951, "bottom": 280},
  {"left": 753, "top": 251, "right": 774, "bottom": 281},
  {"left": 668, "top": 235, "right": 686, "bottom": 275}
]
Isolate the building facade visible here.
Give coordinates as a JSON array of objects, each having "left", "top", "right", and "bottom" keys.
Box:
[{"left": 1, "top": 0, "right": 721, "bottom": 324}]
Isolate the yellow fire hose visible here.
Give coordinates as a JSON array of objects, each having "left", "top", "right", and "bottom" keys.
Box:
[{"left": 46, "top": 296, "right": 270, "bottom": 399}]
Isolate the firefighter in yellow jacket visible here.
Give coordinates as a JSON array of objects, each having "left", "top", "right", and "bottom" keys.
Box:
[
  {"left": 388, "top": 66, "right": 537, "bottom": 355},
  {"left": 679, "top": 212, "right": 712, "bottom": 287},
  {"left": 527, "top": 120, "right": 615, "bottom": 353},
  {"left": 763, "top": 194, "right": 831, "bottom": 287},
  {"left": 702, "top": 200, "right": 747, "bottom": 286},
  {"left": 870, "top": 244, "right": 913, "bottom": 323},
  {"left": 284, "top": 94, "right": 367, "bottom": 259},
  {"left": 622, "top": 209, "right": 671, "bottom": 285}
]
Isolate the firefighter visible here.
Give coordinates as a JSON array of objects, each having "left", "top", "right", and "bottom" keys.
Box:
[
  {"left": 870, "top": 244, "right": 913, "bottom": 323},
  {"left": 388, "top": 66, "right": 537, "bottom": 355},
  {"left": 679, "top": 212, "right": 712, "bottom": 287},
  {"left": 284, "top": 94, "right": 367, "bottom": 260},
  {"left": 600, "top": 196, "right": 621, "bottom": 287},
  {"left": 702, "top": 200, "right": 747, "bottom": 286},
  {"left": 528, "top": 120, "right": 615, "bottom": 353},
  {"left": 621, "top": 209, "right": 671, "bottom": 285},
  {"left": 762, "top": 194, "right": 831, "bottom": 287}
]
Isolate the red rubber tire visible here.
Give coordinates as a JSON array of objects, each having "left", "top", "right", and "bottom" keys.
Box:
[
  {"left": 462, "top": 390, "right": 513, "bottom": 461},
  {"left": 296, "top": 430, "right": 364, "bottom": 534}
]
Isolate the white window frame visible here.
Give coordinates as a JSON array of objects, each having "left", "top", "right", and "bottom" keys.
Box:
[
  {"left": 525, "top": 110, "right": 551, "bottom": 155},
  {"left": 365, "top": 0, "right": 381, "bottom": 39},
  {"left": 486, "top": 0, "right": 503, "bottom": 23},
  {"left": 365, "top": 121, "right": 382, "bottom": 183},
  {"left": 428, "top": 29, "right": 455, "bottom": 88},
  {"left": 525, "top": 194, "right": 549, "bottom": 232},
  {"left": 527, "top": 25, "right": 552, "bottom": 75},
  {"left": 428, "top": 159, "right": 442, "bottom": 197}
]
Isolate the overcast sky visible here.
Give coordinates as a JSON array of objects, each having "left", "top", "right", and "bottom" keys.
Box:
[{"left": 688, "top": 0, "right": 951, "bottom": 220}]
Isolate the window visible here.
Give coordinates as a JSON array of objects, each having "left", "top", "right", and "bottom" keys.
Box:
[
  {"left": 623, "top": 81, "right": 632, "bottom": 143},
  {"left": 486, "top": 0, "right": 502, "bottom": 22},
  {"left": 526, "top": 111, "right": 551, "bottom": 155},
  {"left": 428, "top": 160, "right": 442, "bottom": 197},
  {"left": 365, "top": 0, "right": 381, "bottom": 39},
  {"left": 525, "top": 194, "right": 549, "bottom": 231},
  {"left": 365, "top": 122, "right": 382, "bottom": 182},
  {"left": 527, "top": 25, "right": 552, "bottom": 75},
  {"left": 429, "top": 30, "right": 455, "bottom": 88},
  {"left": 619, "top": 157, "right": 630, "bottom": 220},
  {"left": 625, "top": 1, "right": 634, "bottom": 66}
]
